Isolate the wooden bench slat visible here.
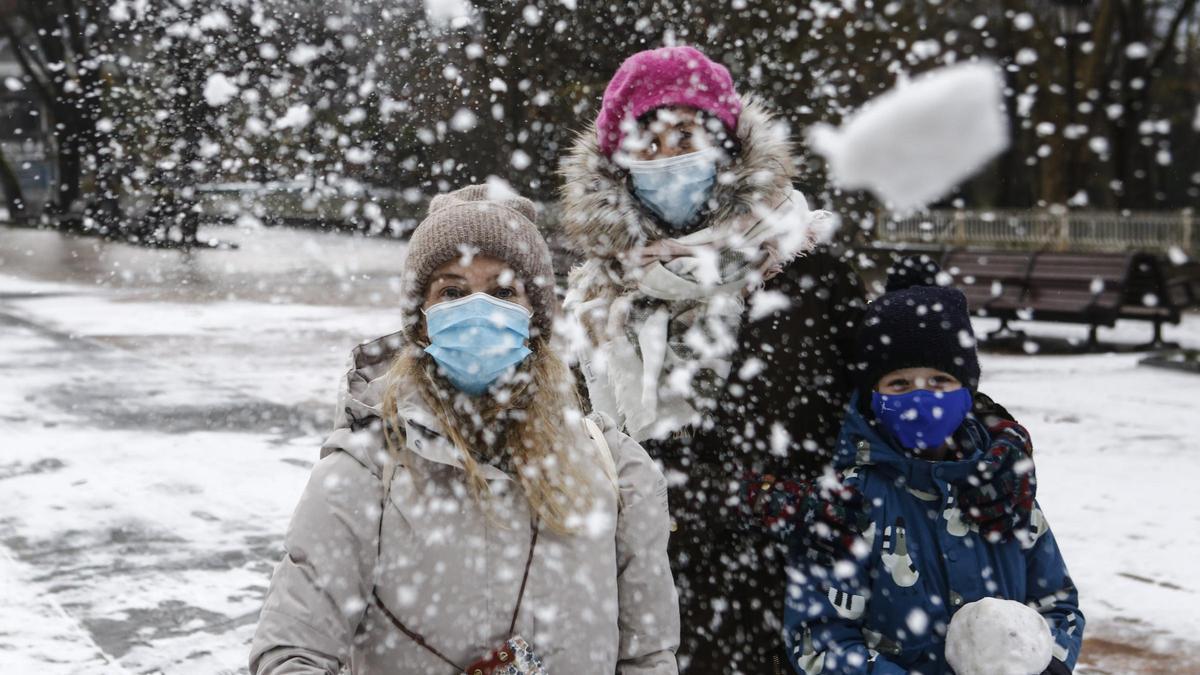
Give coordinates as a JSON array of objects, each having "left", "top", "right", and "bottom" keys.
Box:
[
  {"left": 880, "top": 248, "right": 1196, "bottom": 349},
  {"left": 888, "top": 248, "right": 1194, "bottom": 347}
]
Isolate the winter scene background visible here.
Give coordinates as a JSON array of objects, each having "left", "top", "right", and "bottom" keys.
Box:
[{"left": 1, "top": 0, "right": 1199, "bottom": 673}]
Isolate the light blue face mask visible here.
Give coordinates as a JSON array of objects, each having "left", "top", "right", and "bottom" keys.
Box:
[
  {"left": 422, "top": 292, "right": 533, "bottom": 396},
  {"left": 626, "top": 148, "right": 719, "bottom": 232}
]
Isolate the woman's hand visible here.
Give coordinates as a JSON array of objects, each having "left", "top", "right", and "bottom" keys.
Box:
[
  {"left": 739, "top": 471, "right": 871, "bottom": 567},
  {"left": 799, "top": 474, "right": 871, "bottom": 566}
]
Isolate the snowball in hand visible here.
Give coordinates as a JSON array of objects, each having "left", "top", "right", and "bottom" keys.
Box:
[
  {"left": 945, "top": 597, "right": 1053, "bottom": 675},
  {"left": 808, "top": 62, "right": 1009, "bottom": 210}
]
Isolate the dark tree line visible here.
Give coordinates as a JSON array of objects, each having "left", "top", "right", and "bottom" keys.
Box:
[{"left": 0, "top": 0, "right": 1197, "bottom": 246}]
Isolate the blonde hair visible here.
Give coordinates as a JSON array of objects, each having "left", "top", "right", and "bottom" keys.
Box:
[{"left": 380, "top": 338, "right": 598, "bottom": 535}]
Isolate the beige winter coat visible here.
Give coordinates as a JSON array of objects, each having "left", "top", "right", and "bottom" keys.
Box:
[{"left": 249, "top": 334, "right": 680, "bottom": 674}]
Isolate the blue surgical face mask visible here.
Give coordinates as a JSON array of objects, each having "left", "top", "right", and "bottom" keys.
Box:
[
  {"left": 422, "top": 293, "right": 533, "bottom": 396},
  {"left": 871, "top": 388, "right": 973, "bottom": 452},
  {"left": 626, "top": 148, "right": 719, "bottom": 231}
]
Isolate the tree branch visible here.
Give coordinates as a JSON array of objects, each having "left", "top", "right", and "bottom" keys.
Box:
[
  {"left": 0, "top": 17, "right": 54, "bottom": 102},
  {"left": 1150, "top": 0, "right": 1199, "bottom": 72},
  {"left": 22, "top": 1, "right": 69, "bottom": 86},
  {"left": 1079, "top": 0, "right": 1119, "bottom": 101},
  {"left": 62, "top": 0, "right": 87, "bottom": 62}
]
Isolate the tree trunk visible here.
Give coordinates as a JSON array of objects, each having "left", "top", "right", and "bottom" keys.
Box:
[
  {"left": 0, "top": 146, "right": 26, "bottom": 220},
  {"left": 50, "top": 125, "right": 83, "bottom": 217}
]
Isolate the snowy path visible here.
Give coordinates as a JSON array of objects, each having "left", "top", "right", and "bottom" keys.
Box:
[
  {"left": 0, "top": 305, "right": 298, "bottom": 673},
  {"left": 972, "top": 320, "right": 1200, "bottom": 672},
  {"left": 0, "top": 225, "right": 405, "bottom": 674},
  {"left": 1, "top": 225, "right": 1198, "bottom": 672}
]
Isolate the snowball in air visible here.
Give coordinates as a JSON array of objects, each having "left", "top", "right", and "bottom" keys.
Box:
[
  {"left": 945, "top": 597, "right": 1054, "bottom": 675},
  {"left": 484, "top": 176, "right": 521, "bottom": 201},
  {"left": 425, "top": 0, "right": 474, "bottom": 28},
  {"left": 198, "top": 10, "right": 232, "bottom": 31},
  {"left": 109, "top": 0, "right": 133, "bottom": 22},
  {"left": 1125, "top": 42, "right": 1149, "bottom": 60},
  {"left": 510, "top": 149, "right": 532, "bottom": 170},
  {"left": 288, "top": 44, "right": 321, "bottom": 66},
  {"left": 808, "top": 62, "right": 1009, "bottom": 211},
  {"left": 274, "top": 104, "right": 313, "bottom": 131},
  {"left": 203, "top": 73, "right": 239, "bottom": 107},
  {"left": 449, "top": 108, "right": 477, "bottom": 132}
]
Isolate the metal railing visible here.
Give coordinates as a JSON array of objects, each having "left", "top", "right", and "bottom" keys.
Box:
[{"left": 876, "top": 209, "right": 1195, "bottom": 254}]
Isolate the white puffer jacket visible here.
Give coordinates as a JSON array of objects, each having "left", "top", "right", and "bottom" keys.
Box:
[{"left": 249, "top": 333, "right": 680, "bottom": 674}]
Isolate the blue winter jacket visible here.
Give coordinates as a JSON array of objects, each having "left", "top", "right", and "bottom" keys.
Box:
[{"left": 784, "top": 397, "right": 1084, "bottom": 674}]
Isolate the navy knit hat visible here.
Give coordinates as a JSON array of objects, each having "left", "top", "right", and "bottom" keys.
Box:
[{"left": 854, "top": 255, "right": 980, "bottom": 394}]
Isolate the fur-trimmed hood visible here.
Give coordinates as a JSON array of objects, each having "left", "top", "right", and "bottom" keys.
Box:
[{"left": 556, "top": 98, "right": 799, "bottom": 258}]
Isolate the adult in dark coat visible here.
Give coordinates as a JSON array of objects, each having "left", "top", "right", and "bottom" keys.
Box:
[{"left": 657, "top": 249, "right": 868, "bottom": 675}]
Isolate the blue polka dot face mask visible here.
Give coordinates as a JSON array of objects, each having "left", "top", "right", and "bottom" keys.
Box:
[
  {"left": 422, "top": 293, "right": 533, "bottom": 396},
  {"left": 871, "top": 388, "right": 973, "bottom": 452}
]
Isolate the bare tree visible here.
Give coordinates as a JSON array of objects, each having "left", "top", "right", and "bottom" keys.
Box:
[{"left": 0, "top": 0, "right": 124, "bottom": 230}]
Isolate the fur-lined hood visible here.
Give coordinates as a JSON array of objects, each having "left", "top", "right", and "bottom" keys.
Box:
[{"left": 556, "top": 98, "right": 799, "bottom": 258}]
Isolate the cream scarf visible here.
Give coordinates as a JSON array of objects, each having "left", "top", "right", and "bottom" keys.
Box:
[{"left": 572, "top": 190, "right": 835, "bottom": 441}]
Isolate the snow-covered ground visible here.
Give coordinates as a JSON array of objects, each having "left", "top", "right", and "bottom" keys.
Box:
[
  {"left": 973, "top": 320, "right": 1200, "bottom": 671},
  {"left": 1, "top": 224, "right": 1198, "bottom": 673},
  {"left": 0, "top": 225, "right": 405, "bottom": 674}
]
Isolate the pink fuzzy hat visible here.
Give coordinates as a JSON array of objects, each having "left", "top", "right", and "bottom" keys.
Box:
[{"left": 596, "top": 46, "right": 742, "bottom": 157}]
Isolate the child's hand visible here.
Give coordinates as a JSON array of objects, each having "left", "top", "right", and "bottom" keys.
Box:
[
  {"left": 801, "top": 475, "right": 872, "bottom": 567},
  {"left": 957, "top": 420, "right": 1038, "bottom": 541}
]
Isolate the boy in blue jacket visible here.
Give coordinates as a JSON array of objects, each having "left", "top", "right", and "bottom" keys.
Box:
[{"left": 784, "top": 257, "right": 1084, "bottom": 674}]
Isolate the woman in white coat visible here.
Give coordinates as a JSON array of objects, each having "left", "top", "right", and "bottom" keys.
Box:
[{"left": 249, "top": 184, "right": 680, "bottom": 674}]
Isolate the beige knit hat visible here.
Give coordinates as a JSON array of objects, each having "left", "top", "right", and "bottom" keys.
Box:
[{"left": 401, "top": 184, "right": 556, "bottom": 341}]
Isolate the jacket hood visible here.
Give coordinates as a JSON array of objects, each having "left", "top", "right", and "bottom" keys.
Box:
[
  {"left": 323, "top": 332, "right": 493, "bottom": 479},
  {"left": 320, "top": 332, "right": 403, "bottom": 476},
  {"left": 835, "top": 392, "right": 989, "bottom": 494},
  {"left": 557, "top": 97, "right": 798, "bottom": 258}
]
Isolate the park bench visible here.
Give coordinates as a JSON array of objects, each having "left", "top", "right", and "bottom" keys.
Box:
[
  {"left": 933, "top": 249, "right": 1196, "bottom": 350},
  {"left": 1163, "top": 260, "right": 1200, "bottom": 308}
]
